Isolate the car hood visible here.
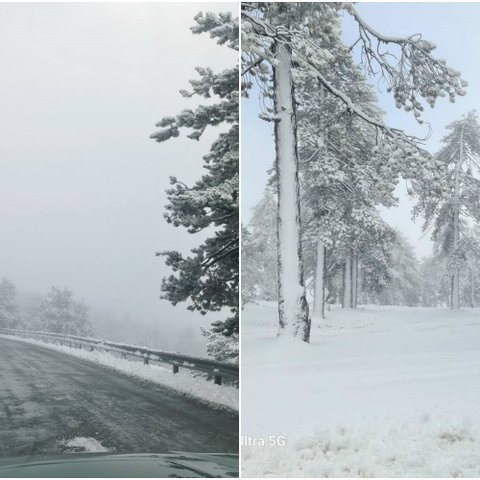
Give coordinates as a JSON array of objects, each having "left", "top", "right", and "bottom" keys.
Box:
[{"left": 0, "top": 452, "right": 239, "bottom": 478}]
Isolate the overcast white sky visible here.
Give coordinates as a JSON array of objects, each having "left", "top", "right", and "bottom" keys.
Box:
[
  {"left": 0, "top": 2, "right": 237, "bottom": 355},
  {"left": 241, "top": 2, "right": 480, "bottom": 259}
]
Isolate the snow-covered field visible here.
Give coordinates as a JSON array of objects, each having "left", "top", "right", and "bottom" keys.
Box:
[
  {"left": 0, "top": 334, "right": 238, "bottom": 412},
  {"left": 242, "top": 302, "right": 480, "bottom": 477}
]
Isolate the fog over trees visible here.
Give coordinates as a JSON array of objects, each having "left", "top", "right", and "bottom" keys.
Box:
[
  {"left": 0, "top": 3, "right": 237, "bottom": 357},
  {"left": 0, "top": 280, "right": 91, "bottom": 334}
]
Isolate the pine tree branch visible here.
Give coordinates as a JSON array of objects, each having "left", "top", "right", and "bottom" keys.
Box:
[
  {"left": 202, "top": 238, "right": 238, "bottom": 267},
  {"left": 241, "top": 9, "right": 428, "bottom": 146},
  {"left": 242, "top": 56, "right": 265, "bottom": 76}
]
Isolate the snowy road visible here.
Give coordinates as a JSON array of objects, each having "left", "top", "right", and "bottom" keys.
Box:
[{"left": 0, "top": 337, "right": 238, "bottom": 457}]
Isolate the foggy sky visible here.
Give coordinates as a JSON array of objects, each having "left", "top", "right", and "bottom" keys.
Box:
[
  {"left": 242, "top": 3, "right": 480, "bottom": 259},
  {"left": 0, "top": 2, "right": 237, "bottom": 355}
]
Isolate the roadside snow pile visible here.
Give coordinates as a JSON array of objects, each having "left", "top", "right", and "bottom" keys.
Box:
[
  {"left": 0, "top": 334, "right": 238, "bottom": 412},
  {"left": 61, "top": 436, "right": 110, "bottom": 453},
  {"left": 242, "top": 301, "right": 480, "bottom": 477}
]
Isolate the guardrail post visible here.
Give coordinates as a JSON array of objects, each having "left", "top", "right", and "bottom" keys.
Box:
[
  {"left": 214, "top": 374, "right": 222, "bottom": 385},
  {"left": 172, "top": 364, "right": 179, "bottom": 374}
]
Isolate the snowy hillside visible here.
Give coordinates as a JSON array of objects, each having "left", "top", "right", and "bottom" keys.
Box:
[{"left": 242, "top": 302, "right": 480, "bottom": 477}]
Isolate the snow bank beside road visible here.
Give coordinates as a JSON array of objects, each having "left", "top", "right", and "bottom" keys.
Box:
[
  {"left": 242, "top": 302, "right": 480, "bottom": 477},
  {"left": 0, "top": 334, "right": 238, "bottom": 412},
  {"left": 62, "top": 436, "right": 110, "bottom": 453}
]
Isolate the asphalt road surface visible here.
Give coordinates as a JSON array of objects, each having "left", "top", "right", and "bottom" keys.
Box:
[{"left": 0, "top": 337, "right": 238, "bottom": 457}]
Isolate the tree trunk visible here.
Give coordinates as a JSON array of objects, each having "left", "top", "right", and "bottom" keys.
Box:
[
  {"left": 352, "top": 254, "right": 358, "bottom": 308},
  {"left": 471, "top": 267, "right": 475, "bottom": 308},
  {"left": 313, "top": 241, "right": 325, "bottom": 319},
  {"left": 322, "top": 286, "right": 326, "bottom": 319},
  {"left": 343, "top": 253, "right": 352, "bottom": 308},
  {"left": 451, "top": 125, "right": 463, "bottom": 310},
  {"left": 273, "top": 38, "right": 310, "bottom": 342}
]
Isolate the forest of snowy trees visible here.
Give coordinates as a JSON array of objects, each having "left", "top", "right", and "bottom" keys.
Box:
[
  {"left": 0, "top": 278, "right": 93, "bottom": 336},
  {"left": 241, "top": 3, "right": 478, "bottom": 343}
]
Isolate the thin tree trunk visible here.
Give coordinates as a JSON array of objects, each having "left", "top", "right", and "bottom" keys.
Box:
[
  {"left": 322, "top": 286, "right": 326, "bottom": 319},
  {"left": 447, "top": 280, "right": 452, "bottom": 309},
  {"left": 471, "top": 267, "right": 475, "bottom": 308},
  {"left": 273, "top": 38, "right": 310, "bottom": 341},
  {"left": 352, "top": 254, "right": 358, "bottom": 308},
  {"left": 451, "top": 125, "right": 463, "bottom": 310},
  {"left": 313, "top": 241, "right": 325, "bottom": 319},
  {"left": 322, "top": 255, "right": 328, "bottom": 319},
  {"left": 343, "top": 253, "right": 352, "bottom": 308}
]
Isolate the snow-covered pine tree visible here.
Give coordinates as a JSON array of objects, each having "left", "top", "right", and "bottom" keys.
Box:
[
  {"left": 246, "top": 190, "right": 278, "bottom": 302},
  {"left": 298, "top": 77, "right": 398, "bottom": 314},
  {"left": 344, "top": 209, "right": 396, "bottom": 308},
  {"left": 458, "top": 225, "right": 480, "bottom": 307},
  {"left": 297, "top": 64, "right": 426, "bottom": 314},
  {"left": 414, "top": 112, "right": 480, "bottom": 309},
  {"left": 241, "top": 226, "right": 259, "bottom": 307},
  {"left": 151, "top": 11, "right": 239, "bottom": 361},
  {"left": 243, "top": 3, "right": 320, "bottom": 341},
  {"left": 308, "top": 205, "right": 396, "bottom": 309},
  {"left": 364, "top": 231, "right": 422, "bottom": 306},
  {"left": 418, "top": 253, "right": 450, "bottom": 307},
  {"left": 37, "top": 286, "right": 92, "bottom": 336},
  {"left": 294, "top": 5, "right": 467, "bottom": 314},
  {"left": 0, "top": 278, "right": 21, "bottom": 328}
]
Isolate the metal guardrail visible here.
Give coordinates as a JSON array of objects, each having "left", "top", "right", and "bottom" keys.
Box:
[{"left": 0, "top": 328, "right": 238, "bottom": 386}]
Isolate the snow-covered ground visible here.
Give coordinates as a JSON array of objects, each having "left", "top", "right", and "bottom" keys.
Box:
[
  {"left": 242, "top": 302, "right": 480, "bottom": 477},
  {"left": 0, "top": 334, "right": 238, "bottom": 412}
]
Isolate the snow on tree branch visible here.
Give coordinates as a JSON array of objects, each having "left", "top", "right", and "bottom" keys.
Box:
[{"left": 347, "top": 5, "right": 467, "bottom": 122}]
